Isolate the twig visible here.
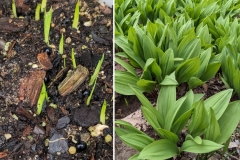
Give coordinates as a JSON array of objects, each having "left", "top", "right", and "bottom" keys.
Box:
[{"left": 7, "top": 40, "right": 16, "bottom": 59}]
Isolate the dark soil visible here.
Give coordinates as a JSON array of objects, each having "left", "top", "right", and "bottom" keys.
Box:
[{"left": 0, "top": 0, "right": 113, "bottom": 159}]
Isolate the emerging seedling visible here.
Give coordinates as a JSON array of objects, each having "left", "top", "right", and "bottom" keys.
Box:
[
  {"left": 89, "top": 54, "right": 104, "bottom": 86},
  {"left": 100, "top": 100, "right": 107, "bottom": 124},
  {"left": 59, "top": 33, "right": 64, "bottom": 54},
  {"left": 37, "top": 82, "right": 49, "bottom": 115},
  {"left": 72, "top": 0, "right": 80, "bottom": 30},
  {"left": 86, "top": 79, "right": 97, "bottom": 106},
  {"left": 35, "top": 4, "right": 41, "bottom": 21},
  {"left": 41, "top": 0, "right": 47, "bottom": 12},
  {"left": 71, "top": 48, "right": 77, "bottom": 69},
  {"left": 12, "top": 0, "right": 17, "bottom": 18},
  {"left": 44, "top": 7, "right": 52, "bottom": 45}
]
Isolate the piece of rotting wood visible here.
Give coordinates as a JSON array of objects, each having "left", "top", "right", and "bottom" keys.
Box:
[
  {"left": 58, "top": 65, "right": 89, "bottom": 96},
  {"left": 19, "top": 70, "right": 46, "bottom": 107},
  {"left": 37, "top": 52, "right": 53, "bottom": 70},
  {"left": 0, "top": 17, "right": 28, "bottom": 32}
]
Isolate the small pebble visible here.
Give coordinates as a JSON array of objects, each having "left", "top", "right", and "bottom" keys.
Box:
[
  {"left": 105, "top": 134, "right": 112, "bottom": 143},
  {"left": 66, "top": 37, "right": 71, "bottom": 44},
  {"left": 32, "top": 64, "right": 38, "bottom": 68},
  {"left": 84, "top": 21, "right": 92, "bottom": 27},
  {"left": 28, "top": 62, "right": 33, "bottom": 66},
  {"left": 69, "top": 146, "right": 76, "bottom": 154},
  {"left": 4, "top": 133, "right": 12, "bottom": 140},
  {"left": 82, "top": 45, "right": 88, "bottom": 49}
]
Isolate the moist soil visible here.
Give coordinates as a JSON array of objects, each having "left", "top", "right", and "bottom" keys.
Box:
[
  {"left": 0, "top": 0, "right": 113, "bottom": 159},
  {"left": 115, "top": 75, "right": 240, "bottom": 160}
]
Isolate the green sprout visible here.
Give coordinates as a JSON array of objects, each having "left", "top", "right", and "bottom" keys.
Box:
[
  {"left": 12, "top": 0, "right": 17, "bottom": 18},
  {"left": 35, "top": 4, "right": 41, "bottom": 21},
  {"left": 37, "top": 82, "right": 49, "bottom": 115},
  {"left": 86, "top": 79, "right": 97, "bottom": 106},
  {"left": 41, "top": 0, "right": 47, "bottom": 13},
  {"left": 72, "top": 0, "right": 80, "bottom": 30},
  {"left": 89, "top": 54, "right": 104, "bottom": 86},
  {"left": 59, "top": 33, "right": 64, "bottom": 54},
  {"left": 100, "top": 100, "right": 107, "bottom": 124},
  {"left": 44, "top": 7, "right": 52, "bottom": 45},
  {"left": 71, "top": 48, "right": 77, "bottom": 69}
]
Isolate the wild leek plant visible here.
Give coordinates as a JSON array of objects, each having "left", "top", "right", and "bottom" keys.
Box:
[
  {"left": 86, "top": 79, "right": 97, "bottom": 106},
  {"left": 37, "top": 82, "right": 49, "bottom": 115},
  {"left": 72, "top": 0, "right": 80, "bottom": 30},
  {"left": 71, "top": 48, "right": 77, "bottom": 69},
  {"left": 35, "top": 4, "right": 41, "bottom": 21},
  {"left": 59, "top": 33, "right": 64, "bottom": 54},
  {"left": 44, "top": 7, "right": 52, "bottom": 45},
  {"left": 116, "top": 74, "right": 240, "bottom": 159},
  {"left": 12, "top": 0, "right": 17, "bottom": 18},
  {"left": 100, "top": 100, "right": 107, "bottom": 124},
  {"left": 41, "top": 0, "right": 47, "bottom": 13},
  {"left": 89, "top": 53, "right": 104, "bottom": 86}
]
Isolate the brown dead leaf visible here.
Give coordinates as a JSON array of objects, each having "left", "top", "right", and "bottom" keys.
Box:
[
  {"left": 60, "top": 107, "right": 68, "bottom": 115},
  {"left": 22, "top": 125, "right": 31, "bottom": 137}
]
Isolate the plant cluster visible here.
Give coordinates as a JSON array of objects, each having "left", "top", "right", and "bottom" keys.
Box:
[{"left": 115, "top": 0, "right": 240, "bottom": 159}]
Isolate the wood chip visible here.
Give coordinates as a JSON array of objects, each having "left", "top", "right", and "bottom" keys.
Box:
[
  {"left": 19, "top": 70, "right": 46, "bottom": 107},
  {"left": 22, "top": 125, "right": 31, "bottom": 137},
  {"left": 15, "top": 106, "right": 34, "bottom": 120},
  {"left": 37, "top": 52, "right": 53, "bottom": 70},
  {"left": 0, "top": 17, "right": 28, "bottom": 32},
  {"left": 0, "top": 152, "right": 8, "bottom": 159}
]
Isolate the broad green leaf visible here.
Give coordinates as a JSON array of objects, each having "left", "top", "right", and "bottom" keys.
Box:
[
  {"left": 233, "top": 69, "right": 240, "bottom": 97},
  {"left": 175, "top": 57, "right": 201, "bottom": 83},
  {"left": 115, "top": 71, "right": 151, "bottom": 95},
  {"left": 141, "top": 106, "right": 163, "bottom": 136},
  {"left": 137, "top": 79, "right": 156, "bottom": 92},
  {"left": 196, "top": 48, "right": 212, "bottom": 78},
  {"left": 165, "top": 96, "right": 186, "bottom": 130},
  {"left": 188, "top": 77, "right": 205, "bottom": 89},
  {"left": 160, "top": 72, "right": 178, "bottom": 86},
  {"left": 115, "top": 34, "right": 145, "bottom": 68},
  {"left": 142, "top": 34, "right": 158, "bottom": 62},
  {"left": 216, "top": 101, "right": 240, "bottom": 144},
  {"left": 115, "top": 57, "right": 138, "bottom": 77},
  {"left": 160, "top": 48, "right": 175, "bottom": 78},
  {"left": 204, "top": 108, "right": 220, "bottom": 142},
  {"left": 130, "top": 86, "right": 164, "bottom": 127},
  {"left": 138, "top": 139, "right": 179, "bottom": 160},
  {"left": 157, "top": 85, "right": 176, "bottom": 125},
  {"left": 185, "top": 135, "right": 202, "bottom": 145},
  {"left": 141, "top": 58, "right": 162, "bottom": 83},
  {"left": 200, "top": 62, "right": 221, "bottom": 81},
  {"left": 204, "top": 89, "right": 233, "bottom": 120},
  {"left": 115, "top": 120, "right": 145, "bottom": 136},
  {"left": 157, "top": 129, "right": 179, "bottom": 144},
  {"left": 177, "top": 28, "right": 196, "bottom": 57},
  {"left": 196, "top": 24, "right": 211, "bottom": 45},
  {"left": 128, "top": 154, "right": 139, "bottom": 160},
  {"left": 180, "top": 139, "right": 223, "bottom": 153},
  {"left": 172, "top": 108, "right": 193, "bottom": 134},
  {"left": 179, "top": 38, "right": 201, "bottom": 60},
  {"left": 120, "top": 133, "right": 154, "bottom": 152},
  {"left": 188, "top": 100, "right": 209, "bottom": 137},
  {"left": 174, "top": 90, "right": 194, "bottom": 121}
]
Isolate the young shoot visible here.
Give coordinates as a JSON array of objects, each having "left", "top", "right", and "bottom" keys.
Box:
[
  {"left": 12, "top": 0, "right": 17, "bottom": 18},
  {"left": 71, "top": 48, "right": 77, "bottom": 69},
  {"left": 37, "top": 82, "right": 49, "bottom": 115},
  {"left": 86, "top": 79, "right": 97, "bottom": 106},
  {"left": 89, "top": 53, "right": 104, "bottom": 86},
  {"left": 35, "top": 4, "right": 41, "bottom": 21},
  {"left": 72, "top": 0, "right": 80, "bottom": 30},
  {"left": 100, "top": 100, "right": 107, "bottom": 124},
  {"left": 41, "top": 0, "right": 47, "bottom": 13},
  {"left": 59, "top": 33, "right": 64, "bottom": 54},
  {"left": 44, "top": 7, "right": 52, "bottom": 45}
]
